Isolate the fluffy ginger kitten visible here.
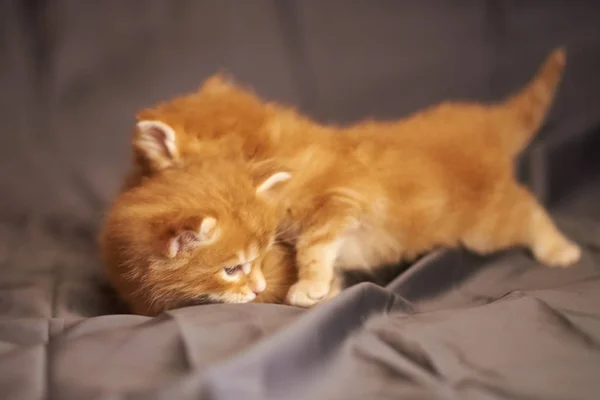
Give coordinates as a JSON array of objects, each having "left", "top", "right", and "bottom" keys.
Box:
[
  {"left": 99, "top": 157, "right": 297, "bottom": 316},
  {"left": 123, "top": 47, "right": 579, "bottom": 309},
  {"left": 280, "top": 48, "right": 580, "bottom": 306}
]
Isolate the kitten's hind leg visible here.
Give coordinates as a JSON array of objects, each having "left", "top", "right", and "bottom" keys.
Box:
[
  {"left": 528, "top": 210, "right": 581, "bottom": 267},
  {"left": 461, "top": 184, "right": 581, "bottom": 267}
]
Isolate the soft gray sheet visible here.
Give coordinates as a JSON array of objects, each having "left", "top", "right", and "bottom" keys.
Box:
[
  {"left": 1, "top": 213, "right": 599, "bottom": 400},
  {"left": 1, "top": 2, "right": 599, "bottom": 399}
]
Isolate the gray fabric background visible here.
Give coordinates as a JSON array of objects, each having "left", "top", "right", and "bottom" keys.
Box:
[{"left": 0, "top": 1, "right": 599, "bottom": 399}]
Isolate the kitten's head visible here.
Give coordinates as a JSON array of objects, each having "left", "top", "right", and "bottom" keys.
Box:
[
  {"left": 100, "top": 156, "right": 291, "bottom": 309},
  {"left": 127, "top": 74, "right": 279, "bottom": 188}
]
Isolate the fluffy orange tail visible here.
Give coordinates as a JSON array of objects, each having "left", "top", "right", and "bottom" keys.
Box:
[{"left": 501, "top": 47, "right": 566, "bottom": 156}]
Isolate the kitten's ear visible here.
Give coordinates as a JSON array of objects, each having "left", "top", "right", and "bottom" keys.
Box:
[
  {"left": 251, "top": 159, "right": 291, "bottom": 196},
  {"left": 165, "top": 217, "right": 219, "bottom": 258},
  {"left": 134, "top": 120, "right": 179, "bottom": 171},
  {"left": 256, "top": 172, "right": 292, "bottom": 194},
  {"left": 200, "top": 73, "right": 236, "bottom": 94}
]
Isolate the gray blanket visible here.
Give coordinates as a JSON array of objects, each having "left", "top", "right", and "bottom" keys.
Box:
[
  {"left": 1, "top": 212, "right": 599, "bottom": 399},
  {"left": 1, "top": 2, "right": 599, "bottom": 399}
]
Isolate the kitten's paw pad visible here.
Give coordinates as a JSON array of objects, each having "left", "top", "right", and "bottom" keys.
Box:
[
  {"left": 535, "top": 241, "right": 581, "bottom": 268},
  {"left": 286, "top": 280, "right": 330, "bottom": 307}
]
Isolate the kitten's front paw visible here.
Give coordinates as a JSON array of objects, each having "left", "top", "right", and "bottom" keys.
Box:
[
  {"left": 535, "top": 240, "right": 581, "bottom": 268},
  {"left": 286, "top": 280, "right": 330, "bottom": 307},
  {"left": 323, "top": 285, "right": 341, "bottom": 301}
]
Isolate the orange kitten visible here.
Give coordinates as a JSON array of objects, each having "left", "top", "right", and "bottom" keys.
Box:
[
  {"left": 280, "top": 48, "right": 580, "bottom": 306},
  {"left": 126, "top": 48, "right": 580, "bottom": 308},
  {"left": 99, "top": 157, "right": 296, "bottom": 316},
  {"left": 123, "top": 75, "right": 281, "bottom": 191}
]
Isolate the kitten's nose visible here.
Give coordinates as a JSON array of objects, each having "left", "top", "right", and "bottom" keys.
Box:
[{"left": 252, "top": 279, "right": 266, "bottom": 296}]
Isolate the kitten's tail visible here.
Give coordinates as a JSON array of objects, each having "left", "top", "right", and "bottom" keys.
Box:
[{"left": 500, "top": 47, "right": 566, "bottom": 156}]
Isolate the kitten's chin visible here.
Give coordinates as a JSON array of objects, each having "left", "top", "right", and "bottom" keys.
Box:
[
  {"left": 215, "top": 292, "right": 257, "bottom": 304},
  {"left": 176, "top": 295, "right": 220, "bottom": 308},
  {"left": 177, "top": 292, "right": 257, "bottom": 307}
]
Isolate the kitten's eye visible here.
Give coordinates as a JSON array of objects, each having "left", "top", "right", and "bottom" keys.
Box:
[{"left": 224, "top": 265, "right": 242, "bottom": 275}]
